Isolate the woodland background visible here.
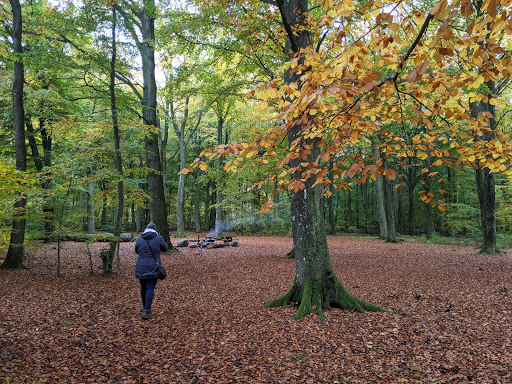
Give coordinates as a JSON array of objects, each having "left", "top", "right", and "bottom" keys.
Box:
[{"left": 0, "top": 0, "right": 512, "bottom": 256}]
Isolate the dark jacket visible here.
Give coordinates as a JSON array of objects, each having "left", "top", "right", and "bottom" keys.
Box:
[{"left": 135, "top": 230, "right": 169, "bottom": 279}]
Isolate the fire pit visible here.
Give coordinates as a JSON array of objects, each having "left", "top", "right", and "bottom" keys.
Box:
[{"left": 188, "top": 235, "right": 238, "bottom": 248}]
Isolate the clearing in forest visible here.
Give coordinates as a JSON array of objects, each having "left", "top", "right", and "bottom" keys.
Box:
[{"left": 1, "top": 236, "right": 511, "bottom": 383}]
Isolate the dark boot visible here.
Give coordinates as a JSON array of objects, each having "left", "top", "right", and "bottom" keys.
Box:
[{"left": 142, "top": 309, "right": 153, "bottom": 320}]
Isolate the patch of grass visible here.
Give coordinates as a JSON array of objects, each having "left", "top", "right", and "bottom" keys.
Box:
[
  {"left": 420, "top": 232, "right": 480, "bottom": 246},
  {"left": 497, "top": 233, "right": 512, "bottom": 250}
]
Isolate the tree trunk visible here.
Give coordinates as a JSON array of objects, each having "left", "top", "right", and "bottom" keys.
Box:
[
  {"left": 105, "top": 7, "right": 124, "bottom": 276},
  {"left": 173, "top": 98, "right": 190, "bottom": 237},
  {"left": 447, "top": 167, "right": 456, "bottom": 204},
  {"left": 371, "top": 140, "right": 387, "bottom": 238},
  {"left": 204, "top": 180, "right": 211, "bottom": 231},
  {"left": 407, "top": 160, "right": 416, "bottom": 236},
  {"left": 139, "top": 1, "right": 170, "bottom": 245},
  {"left": 215, "top": 116, "right": 225, "bottom": 237},
  {"left": 264, "top": 0, "right": 382, "bottom": 320},
  {"left": 176, "top": 137, "right": 187, "bottom": 236},
  {"left": 382, "top": 171, "right": 397, "bottom": 242},
  {"left": 3, "top": 0, "right": 26, "bottom": 270},
  {"left": 347, "top": 188, "right": 353, "bottom": 227},
  {"left": 469, "top": 0, "right": 498, "bottom": 253},
  {"left": 423, "top": 158, "right": 434, "bottom": 239},
  {"left": 362, "top": 180, "right": 370, "bottom": 233},
  {"left": 376, "top": 140, "right": 396, "bottom": 242},
  {"left": 40, "top": 120, "right": 54, "bottom": 238},
  {"left": 327, "top": 160, "right": 336, "bottom": 234},
  {"left": 470, "top": 93, "right": 498, "bottom": 253},
  {"left": 194, "top": 170, "right": 202, "bottom": 233},
  {"left": 87, "top": 181, "right": 95, "bottom": 234},
  {"left": 161, "top": 100, "right": 170, "bottom": 207},
  {"left": 397, "top": 184, "right": 404, "bottom": 235},
  {"left": 26, "top": 118, "right": 55, "bottom": 241}
]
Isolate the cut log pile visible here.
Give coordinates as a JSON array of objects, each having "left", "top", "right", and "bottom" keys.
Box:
[{"left": 177, "top": 236, "right": 239, "bottom": 249}]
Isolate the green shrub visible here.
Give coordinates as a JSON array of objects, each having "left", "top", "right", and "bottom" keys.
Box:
[
  {"left": 421, "top": 232, "right": 459, "bottom": 245},
  {"left": 442, "top": 203, "right": 481, "bottom": 237}
]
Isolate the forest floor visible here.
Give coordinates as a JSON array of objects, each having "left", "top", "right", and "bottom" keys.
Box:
[{"left": 1, "top": 235, "right": 511, "bottom": 384}]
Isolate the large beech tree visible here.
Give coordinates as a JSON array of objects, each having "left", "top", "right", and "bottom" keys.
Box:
[
  {"left": 192, "top": 0, "right": 512, "bottom": 318},
  {"left": 195, "top": 0, "right": 384, "bottom": 319},
  {"left": 261, "top": 0, "right": 383, "bottom": 320},
  {"left": 115, "top": 0, "right": 170, "bottom": 244},
  {"left": 2, "top": 0, "right": 27, "bottom": 270}
]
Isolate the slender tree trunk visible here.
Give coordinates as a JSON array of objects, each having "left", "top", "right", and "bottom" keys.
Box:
[
  {"left": 379, "top": 144, "right": 397, "bottom": 242},
  {"left": 105, "top": 7, "right": 124, "bottom": 275},
  {"left": 40, "top": 120, "right": 54, "bottom": 239},
  {"left": 371, "top": 141, "right": 388, "bottom": 238},
  {"left": 407, "top": 160, "right": 416, "bottom": 236},
  {"left": 194, "top": 170, "right": 202, "bottom": 234},
  {"left": 215, "top": 116, "right": 225, "bottom": 237},
  {"left": 423, "top": 158, "right": 434, "bottom": 239},
  {"left": 204, "top": 180, "right": 211, "bottom": 231},
  {"left": 447, "top": 167, "right": 456, "bottom": 204},
  {"left": 176, "top": 137, "right": 187, "bottom": 236},
  {"left": 2, "top": 0, "right": 26, "bottom": 269},
  {"left": 79, "top": 190, "right": 86, "bottom": 231},
  {"left": 136, "top": 206, "right": 142, "bottom": 233},
  {"left": 397, "top": 184, "right": 404, "bottom": 235},
  {"left": 264, "top": 0, "right": 382, "bottom": 320},
  {"left": 173, "top": 98, "right": 189, "bottom": 237},
  {"left": 161, "top": 100, "right": 170, "bottom": 209},
  {"left": 327, "top": 160, "right": 336, "bottom": 234},
  {"left": 87, "top": 181, "right": 95, "bottom": 234},
  {"left": 382, "top": 174, "right": 397, "bottom": 242},
  {"left": 473, "top": 107, "right": 497, "bottom": 253},
  {"left": 26, "top": 118, "right": 54, "bottom": 241},
  {"left": 347, "top": 189, "right": 353, "bottom": 227},
  {"left": 362, "top": 180, "right": 370, "bottom": 233}
]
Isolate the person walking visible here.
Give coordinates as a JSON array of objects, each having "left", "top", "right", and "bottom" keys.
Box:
[{"left": 135, "top": 221, "right": 169, "bottom": 320}]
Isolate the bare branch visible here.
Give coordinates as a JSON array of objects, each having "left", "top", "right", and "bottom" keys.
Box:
[{"left": 115, "top": 71, "right": 143, "bottom": 101}]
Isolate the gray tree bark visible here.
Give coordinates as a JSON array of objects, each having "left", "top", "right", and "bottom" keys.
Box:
[
  {"left": 115, "top": 1, "right": 170, "bottom": 244},
  {"left": 371, "top": 140, "right": 388, "bottom": 238},
  {"left": 87, "top": 181, "right": 95, "bottom": 235},
  {"left": 470, "top": 94, "right": 498, "bottom": 253},
  {"left": 2, "top": 0, "right": 27, "bottom": 270},
  {"left": 215, "top": 116, "right": 225, "bottom": 237},
  {"left": 104, "top": 7, "right": 124, "bottom": 275},
  {"left": 264, "top": 0, "right": 382, "bottom": 320},
  {"left": 469, "top": 0, "right": 499, "bottom": 254}
]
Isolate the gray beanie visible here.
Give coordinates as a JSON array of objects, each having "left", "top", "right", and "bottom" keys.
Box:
[{"left": 146, "top": 221, "right": 157, "bottom": 231}]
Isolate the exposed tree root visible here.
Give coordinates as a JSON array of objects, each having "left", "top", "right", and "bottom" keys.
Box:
[
  {"left": 265, "top": 271, "right": 384, "bottom": 321},
  {"left": 479, "top": 246, "right": 500, "bottom": 255},
  {"left": 285, "top": 249, "right": 295, "bottom": 259}
]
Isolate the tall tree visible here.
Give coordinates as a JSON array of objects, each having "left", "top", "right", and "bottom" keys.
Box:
[
  {"left": 371, "top": 140, "right": 388, "bottom": 238},
  {"left": 468, "top": 0, "right": 508, "bottom": 254},
  {"left": 104, "top": 6, "right": 124, "bottom": 275},
  {"left": 261, "top": 0, "right": 382, "bottom": 320},
  {"left": 2, "top": 0, "right": 27, "bottom": 269},
  {"left": 170, "top": 96, "right": 203, "bottom": 237},
  {"left": 115, "top": 1, "right": 170, "bottom": 244}
]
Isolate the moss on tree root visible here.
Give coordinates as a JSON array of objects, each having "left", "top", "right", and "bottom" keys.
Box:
[{"left": 265, "top": 272, "right": 384, "bottom": 321}]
